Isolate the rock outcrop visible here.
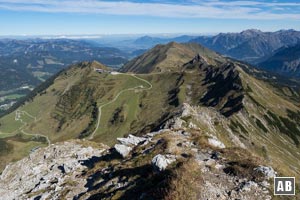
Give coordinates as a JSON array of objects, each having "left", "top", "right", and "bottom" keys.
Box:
[
  {"left": 0, "top": 141, "right": 108, "bottom": 200},
  {"left": 254, "top": 166, "right": 277, "bottom": 179},
  {"left": 114, "top": 134, "right": 148, "bottom": 157},
  {"left": 114, "top": 144, "right": 132, "bottom": 158},
  {"left": 151, "top": 154, "right": 176, "bottom": 171},
  {"left": 117, "top": 134, "right": 147, "bottom": 146},
  {"left": 208, "top": 137, "right": 226, "bottom": 149}
]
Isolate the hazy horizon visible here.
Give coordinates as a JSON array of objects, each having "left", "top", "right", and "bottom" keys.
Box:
[{"left": 0, "top": 29, "right": 299, "bottom": 40}]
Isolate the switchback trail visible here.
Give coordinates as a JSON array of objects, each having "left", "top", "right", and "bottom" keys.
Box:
[{"left": 89, "top": 73, "right": 152, "bottom": 140}]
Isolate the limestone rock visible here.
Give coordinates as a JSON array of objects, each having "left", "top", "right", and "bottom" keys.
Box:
[
  {"left": 151, "top": 154, "right": 176, "bottom": 171},
  {"left": 114, "top": 144, "right": 132, "bottom": 158},
  {"left": 182, "top": 103, "right": 195, "bottom": 117},
  {"left": 117, "top": 134, "right": 147, "bottom": 146},
  {"left": 164, "top": 117, "right": 185, "bottom": 129},
  {"left": 0, "top": 140, "right": 107, "bottom": 200},
  {"left": 254, "top": 166, "right": 277, "bottom": 179},
  {"left": 208, "top": 137, "right": 225, "bottom": 148},
  {"left": 240, "top": 181, "right": 258, "bottom": 192}
]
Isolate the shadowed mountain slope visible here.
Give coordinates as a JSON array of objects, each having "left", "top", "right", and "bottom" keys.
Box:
[{"left": 258, "top": 44, "right": 300, "bottom": 77}]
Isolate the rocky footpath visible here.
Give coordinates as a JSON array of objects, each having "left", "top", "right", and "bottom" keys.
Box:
[
  {"left": 81, "top": 103, "right": 276, "bottom": 199},
  {"left": 0, "top": 103, "right": 277, "bottom": 199}
]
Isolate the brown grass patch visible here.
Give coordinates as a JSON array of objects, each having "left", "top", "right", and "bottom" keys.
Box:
[
  {"left": 164, "top": 160, "right": 202, "bottom": 200},
  {"left": 220, "top": 147, "right": 265, "bottom": 181}
]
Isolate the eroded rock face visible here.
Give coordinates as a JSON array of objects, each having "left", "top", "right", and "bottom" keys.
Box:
[
  {"left": 0, "top": 141, "right": 108, "bottom": 200},
  {"left": 200, "top": 62, "right": 244, "bottom": 117}
]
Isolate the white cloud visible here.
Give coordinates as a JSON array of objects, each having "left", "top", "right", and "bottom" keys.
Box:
[{"left": 0, "top": 0, "right": 299, "bottom": 20}]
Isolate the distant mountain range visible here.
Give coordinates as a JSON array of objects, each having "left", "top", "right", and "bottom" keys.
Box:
[
  {"left": 133, "top": 35, "right": 197, "bottom": 48},
  {"left": 117, "top": 29, "right": 300, "bottom": 66},
  {"left": 108, "top": 29, "right": 300, "bottom": 77},
  {"left": 258, "top": 44, "right": 300, "bottom": 77},
  {"left": 91, "top": 35, "right": 197, "bottom": 52},
  {"left": 190, "top": 29, "right": 300, "bottom": 63}
]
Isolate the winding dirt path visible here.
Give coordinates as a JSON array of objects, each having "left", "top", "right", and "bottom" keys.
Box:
[
  {"left": 1, "top": 72, "right": 152, "bottom": 143},
  {"left": 15, "top": 110, "right": 51, "bottom": 146},
  {"left": 89, "top": 73, "right": 152, "bottom": 139}
]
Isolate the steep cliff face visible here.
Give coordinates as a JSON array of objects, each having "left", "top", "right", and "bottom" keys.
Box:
[
  {"left": 180, "top": 54, "right": 244, "bottom": 117},
  {"left": 200, "top": 62, "right": 244, "bottom": 117}
]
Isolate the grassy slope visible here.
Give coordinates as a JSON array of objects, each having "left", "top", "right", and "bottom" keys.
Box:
[
  {"left": 94, "top": 73, "right": 180, "bottom": 145},
  {"left": 0, "top": 62, "right": 182, "bottom": 170},
  {"left": 229, "top": 64, "right": 300, "bottom": 179}
]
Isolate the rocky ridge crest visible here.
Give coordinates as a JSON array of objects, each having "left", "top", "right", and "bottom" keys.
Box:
[{"left": 0, "top": 103, "right": 277, "bottom": 200}]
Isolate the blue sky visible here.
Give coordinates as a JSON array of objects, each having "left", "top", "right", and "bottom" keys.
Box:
[{"left": 0, "top": 0, "right": 299, "bottom": 35}]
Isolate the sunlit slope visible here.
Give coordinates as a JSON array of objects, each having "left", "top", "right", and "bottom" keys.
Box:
[
  {"left": 0, "top": 42, "right": 300, "bottom": 180},
  {"left": 0, "top": 62, "right": 178, "bottom": 141},
  {"left": 0, "top": 61, "right": 182, "bottom": 169}
]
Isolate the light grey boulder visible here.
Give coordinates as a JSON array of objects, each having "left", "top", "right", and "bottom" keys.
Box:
[
  {"left": 240, "top": 181, "right": 258, "bottom": 192},
  {"left": 254, "top": 166, "right": 277, "bottom": 179},
  {"left": 208, "top": 137, "right": 225, "bottom": 149},
  {"left": 114, "top": 144, "right": 132, "bottom": 158},
  {"left": 151, "top": 154, "right": 176, "bottom": 171},
  {"left": 117, "top": 134, "right": 147, "bottom": 146}
]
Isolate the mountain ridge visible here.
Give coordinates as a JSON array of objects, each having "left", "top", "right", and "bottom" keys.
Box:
[
  {"left": 0, "top": 42, "right": 300, "bottom": 198},
  {"left": 190, "top": 29, "right": 300, "bottom": 63},
  {"left": 120, "top": 42, "right": 223, "bottom": 73}
]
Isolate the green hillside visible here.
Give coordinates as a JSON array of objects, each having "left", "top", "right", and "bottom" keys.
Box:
[{"left": 0, "top": 61, "right": 182, "bottom": 170}]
